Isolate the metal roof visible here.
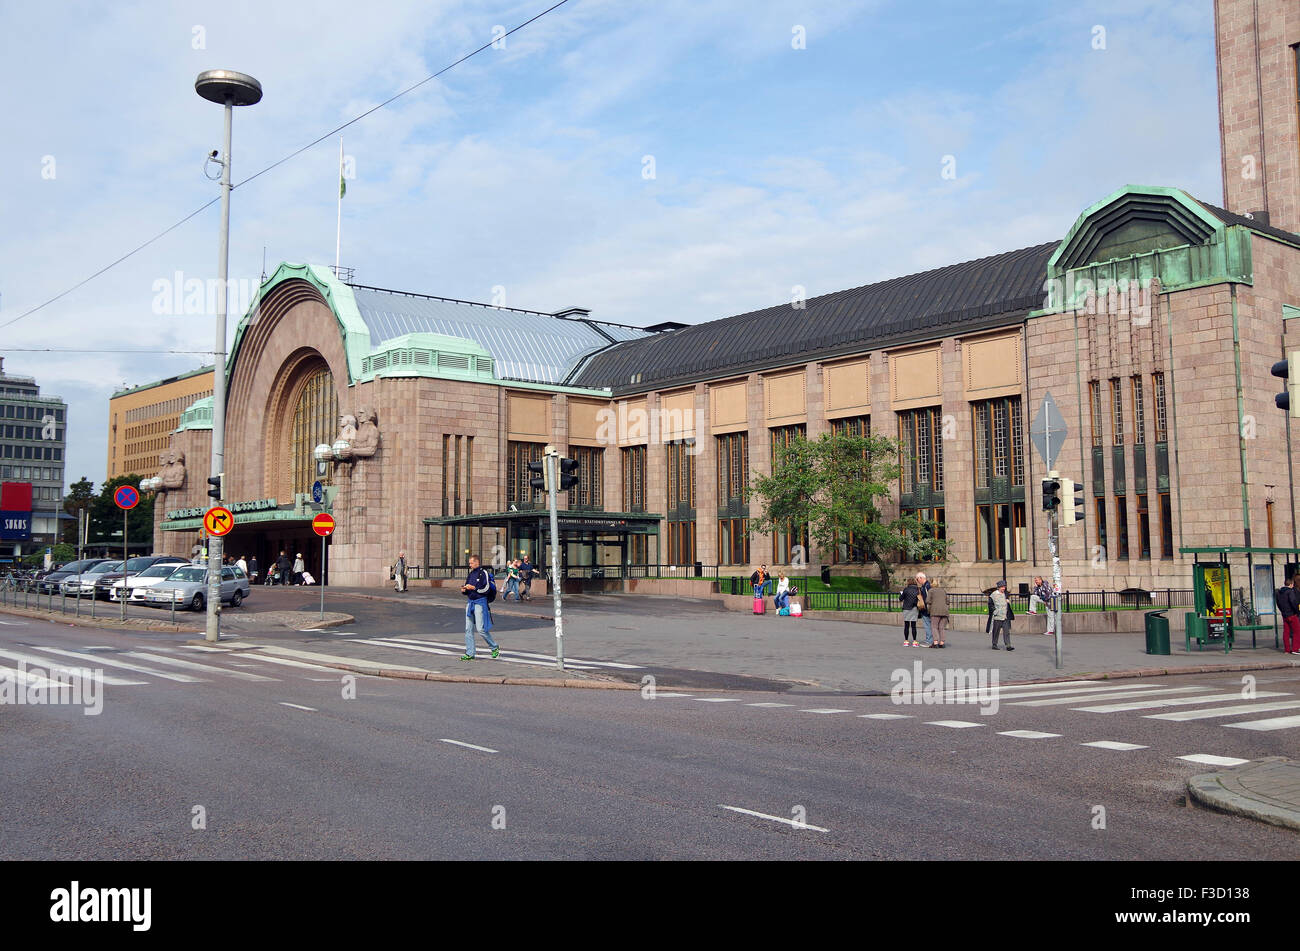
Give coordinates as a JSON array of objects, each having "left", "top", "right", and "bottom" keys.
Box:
[
  {"left": 570, "top": 241, "right": 1058, "bottom": 393},
  {"left": 348, "top": 285, "right": 652, "bottom": 385}
]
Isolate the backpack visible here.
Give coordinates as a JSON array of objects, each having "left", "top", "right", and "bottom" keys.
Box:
[{"left": 486, "top": 569, "right": 497, "bottom": 603}]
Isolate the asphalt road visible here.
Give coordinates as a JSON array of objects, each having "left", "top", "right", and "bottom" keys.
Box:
[{"left": 1, "top": 615, "right": 1296, "bottom": 860}]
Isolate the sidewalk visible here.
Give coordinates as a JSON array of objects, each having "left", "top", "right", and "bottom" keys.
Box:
[{"left": 1187, "top": 758, "right": 1300, "bottom": 832}]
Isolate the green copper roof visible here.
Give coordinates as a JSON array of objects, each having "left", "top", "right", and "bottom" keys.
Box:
[{"left": 177, "top": 396, "right": 213, "bottom": 431}]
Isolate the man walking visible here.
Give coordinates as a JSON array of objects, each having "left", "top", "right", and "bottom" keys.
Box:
[
  {"left": 460, "top": 554, "right": 500, "bottom": 660},
  {"left": 249, "top": 555, "right": 259, "bottom": 585},
  {"left": 519, "top": 554, "right": 533, "bottom": 600},
  {"left": 393, "top": 550, "right": 408, "bottom": 592},
  {"left": 1279, "top": 574, "right": 1300, "bottom": 654},
  {"left": 990, "top": 579, "right": 1014, "bottom": 651},
  {"left": 276, "top": 550, "right": 292, "bottom": 586}
]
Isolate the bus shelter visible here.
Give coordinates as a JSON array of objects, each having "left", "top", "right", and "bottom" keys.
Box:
[{"left": 1179, "top": 546, "right": 1300, "bottom": 652}]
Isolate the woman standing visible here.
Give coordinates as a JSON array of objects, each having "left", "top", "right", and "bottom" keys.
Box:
[
  {"left": 926, "top": 580, "right": 949, "bottom": 648},
  {"left": 292, "top": 552, "right": 306, "bottom": 585},
  {"left": 899, "top": 579, "right": 921, "bottom": 647}
]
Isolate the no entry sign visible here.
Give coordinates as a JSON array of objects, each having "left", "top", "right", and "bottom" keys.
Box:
[
  {"left": 115, "top": 485, "right": 139, "bottom": 510},
  {"left": 312, "top": 513, "right": 336, "bottom": 537}
]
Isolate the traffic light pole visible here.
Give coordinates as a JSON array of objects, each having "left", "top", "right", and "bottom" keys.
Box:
[{"left": 546, "top": 451, "right": 564, "bottom": 670}]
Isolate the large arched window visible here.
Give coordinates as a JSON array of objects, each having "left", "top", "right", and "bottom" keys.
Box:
[{"left": 290, "top": 366, "right": 337, "bottom": 495}]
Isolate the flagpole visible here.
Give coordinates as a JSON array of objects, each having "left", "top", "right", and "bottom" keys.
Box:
[{"left": 335, "top": 138, "right": 343, "bottom": 273}]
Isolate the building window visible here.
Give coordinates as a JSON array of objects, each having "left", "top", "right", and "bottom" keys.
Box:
[
  {"left": 507, "top": 441, "right": 544, "bottom": 508},
  {"left": 770, "top": 425, "right": 808, "bottom": 564},
  {"left": 976, "top": 502, "right": 1025, "bottom": 562},
  {"left": 1160, "top": 492, "right": 1173, "bottom": 558},
  {"left": 290, "top": 367, "right": 338, "bottom": 497},
  {"left": 829, "top": 416, "right": 869, "bottom": 561},
  {"left": 830, "top": 415, "right": 869, "bottom": 438},
  {"left": 621, "top": 445, "right": 646, "bottom": 512},
  {"left": 1152, "top": 372, "right": 1167, "bottom": 443},
  {"left": 1132, "top": 376, "right": 1145, "bottom": 446},
  {"left": 717, "top": 432, "right": 749, "bottom": 505},
  {"left": 718, "top": 518, "right": 749, "bottom": 566},
  {"left": 1096, "top": 498, "right": 1108, "bottom": 557},
  {"left": 973, "top": 397, "right": 1024, "bottom": 489},
  {"left": 666, "top": 520, "right": 696, "bottom": 566},
  {"left": 1115, "top": 496, "right": 1130, "bottom": 559},
  {"left": 569, "top": 446, "right": 603, "bottom": 510},
  {"left": 666, "top": 440, "right": 696, "bottom": 566},
  {"left": 1137, "top": 494, "right": 1151, "bottom": 559},
  {"left": 1090, "top": 382, "right": 1103, "bottom": 447},
  {"left": 1110, "top": 378, "right": 1124, "bottom": 445},
  {"left": 898, "top": 407, "right": 944, "bottom": 496}
]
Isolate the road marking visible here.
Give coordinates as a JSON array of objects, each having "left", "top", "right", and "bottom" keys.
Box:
[
  {"left": 0, "top": 620, "right": 27, "bottom": 625},
  {"left": 1178, "top": 754, "right": 1250, "bottom": 766},
  {"left": 925, "top": 720, "right": 984, "bottom": 728},
  {"left": 747, "top": 702, "right": 795, "bottom": 707},
  {"left": 1224, "top": 714, "right": 1300, "bottom": 732},
  {"left": 653, "top": 692, "right": 693, "bottom": 698},
  {"left": 278, "top": 702, "right": 316, "bottom": 712},
  {"left": 23, "top": 645, "right": 205, "bottom": 682},
  {"left": 968, "top": 682, "right": 1168, "bottom": 701},
  {"left": 253, "top": 645, "right": 427, "bottom": 673},
  {"left": 233, "top": 653, "right": 344, "bottom": 673},
  {"left": 179, "top": 645, "right": 230, "bottom": 652},
  {"left": 1081, "top": 741, "right": 1148, "bottom": 751},
  {"left": 858, "top": 713, "right": 913, "bottom": 719},
  {"left": 352, "top": 637, "right": 596, "bottom": 671},
  {"left": 374, "top": 636, "right": 628, "bottom": 669},
  {"left": 0, "top": 648, "right": 145, "bottom": 685},
  {"left": 1072, "top": 690, "right": 1290, "bottom": 713},
  {"left": 694, "top": 697, "right": 744, "bottom": 703},
  {"left": 1012, "top": 686, "right": 1212, "bottom": 707},
  {"left": 120, "top": 651, "right": 278, "bottom": 682},
  {"left": 799, "top": 708, "right": 854, "bottom": 714},
  {"left": 439, "top": 738, "right": 498, "bottom": 754},
  {"left": 719, "top": 805, "right": 829, "bottom": 832},
  {"left": 998, "top": 730, "right": 1062, "bottom": 739},
  {"left": 1147, "top": 700, "right": 1300, "bottom": 721}
]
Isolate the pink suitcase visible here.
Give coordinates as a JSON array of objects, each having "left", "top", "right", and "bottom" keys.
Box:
[{"left": 753, "top": 596, "right": 765, "bottom": 615}]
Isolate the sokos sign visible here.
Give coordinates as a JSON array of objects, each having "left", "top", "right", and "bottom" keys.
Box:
[{"left": 0, "top": 512, "right": 30, "bottom": 541}]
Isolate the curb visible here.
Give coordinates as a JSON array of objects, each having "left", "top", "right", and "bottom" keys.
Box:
[
  {"left": 0, "top": 603, "right": 199, "bottom": 635},
  {"left": 1186, "top": 758, "right": 1300, "bottom": 833}
]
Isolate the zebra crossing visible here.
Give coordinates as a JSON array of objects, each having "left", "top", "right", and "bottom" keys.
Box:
[{"left": 338, "top": 634, "right": 645, "bottom": 673}]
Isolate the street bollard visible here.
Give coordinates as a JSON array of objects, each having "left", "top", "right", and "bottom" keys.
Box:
[
  {"left": 169, "top": 595, "right": 175, "bottom": 624},
  {"left": 75, "top": 589, "right": 80, "bottom": 617},
  {"left": 61, "top": 590, "right": 66, "bottom": 615},
  {"left": 90, "top": 592, "right": 95, "bottom": 619}
]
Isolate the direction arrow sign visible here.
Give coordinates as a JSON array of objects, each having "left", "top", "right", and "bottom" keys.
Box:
[
  {"left": 204, "top": 506, "right": 234, "bottom": 537},
  {"left": 312, "top": 513, "right": 336, "bottom": 537},
  {"left": 114, "top": 485, "right": 139, "bottom": 510},
  {"left": 1029, "top": 392, "right": 1069, "bottom": 471}
]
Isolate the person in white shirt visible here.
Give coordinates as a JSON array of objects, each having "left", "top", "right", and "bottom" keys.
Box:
[
  {"left": 236, "top": 556, "right": 248, "bottom": 577},
  {"left": 775, "top": 574, "right": 791, "bottom": 612}
]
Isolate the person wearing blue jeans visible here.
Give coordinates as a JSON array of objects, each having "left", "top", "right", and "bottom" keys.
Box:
[
  {"left": 917, "top": 572, "right": 933, "bottom": 646},
  {"left": 750, "top": 564, "right": 770, "bottom": 598},
  {"left": 460, "top": 554, "right": 500, "bottom": 660}
]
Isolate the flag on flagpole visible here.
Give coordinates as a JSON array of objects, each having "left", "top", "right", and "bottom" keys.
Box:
[{"left": 339, "top": 142, "right": 346, "bottom": 199}]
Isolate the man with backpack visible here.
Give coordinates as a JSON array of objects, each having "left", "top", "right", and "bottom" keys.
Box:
[
  {"left": 460, "top": 553, "right": 500, "bottom": 660},
  {"left": 519, "top": 554, "right": 534, "bottom": 601}
]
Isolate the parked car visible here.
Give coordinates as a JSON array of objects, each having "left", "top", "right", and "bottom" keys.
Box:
[
  {"left": 61, "top": 560, "right": 124, "bottom": 597},
  {"left": 110, "top": 561, "right": 196, "bottom": 602},
  {"left": 95, "top": 556, "right": 189, "bottom": 600},
  {"left": 38, "top": 559, "right": 110, "bottom": 595},
  {"left": 145, "top": 564, "right": 250, "bottom": 611}
]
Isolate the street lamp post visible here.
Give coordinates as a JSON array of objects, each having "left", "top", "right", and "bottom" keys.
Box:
[{"left": 195, "top": 69, "right": 261, "bottom": 643}]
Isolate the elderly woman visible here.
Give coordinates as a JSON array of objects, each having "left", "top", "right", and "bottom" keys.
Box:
[
  {"left": 899, "top": 577, "right": 921, "bottom": 647},
  {"left": 926, "top": 579, "right": 949, "bottom": 648}
]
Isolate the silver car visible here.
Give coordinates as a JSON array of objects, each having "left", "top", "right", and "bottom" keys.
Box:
[
  {"left": 61, "top": 560, "right": 124, "bottom": 597},
  {"left": 110, "top": 562, "right": 193, "bottom": 602},
  {"left": 144, "top": 565, "right": 250, "bottom": 611}
]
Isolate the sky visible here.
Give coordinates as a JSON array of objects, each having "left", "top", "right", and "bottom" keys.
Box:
[{"left": 0, "top": 0, "right": 1223, "bottom": 493}]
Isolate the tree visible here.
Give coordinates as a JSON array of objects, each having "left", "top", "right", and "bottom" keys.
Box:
[
  {"left": 749, "top": 430, "right": 949, "bottom": 590},
  {"left": 61, "top": 476, "right": 95, "bottom": 545},
  {"left": 87, "top": 475, "right": 154, "bottom": 553}
]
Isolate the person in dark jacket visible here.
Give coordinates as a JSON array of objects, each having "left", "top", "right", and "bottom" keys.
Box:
[
  {"left": 1279, "top": 574, "right": 1300, "bottom": 654},
  {"left": 276, "top": 550, "right": 292, "bottom": 586},
  {"left": 460, "top": 554, "right": 500, "bottom": 661},
  {"left": 988, "top": 580, "right": 1015, "bottom": 650},
  {"left": 900, "top": 580, "right": 921, "bottom": 647}
]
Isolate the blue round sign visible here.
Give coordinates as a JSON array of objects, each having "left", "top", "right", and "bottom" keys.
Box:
[
  {"left": 115, "top": 485, "right": 139, "bottom": 510},
  {"left": 311, "top": 480, "right": 324, "bottom": 504}
]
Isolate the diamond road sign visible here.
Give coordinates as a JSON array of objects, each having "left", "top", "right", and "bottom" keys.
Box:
[{"left": 1029, "top": 392, "right": 1068, "bottom": 470}]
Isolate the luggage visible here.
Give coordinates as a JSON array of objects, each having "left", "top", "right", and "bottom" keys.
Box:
[
  {"left": 301, "top": 572, "right": 316, "bottom": 585},
  {"left": 778, "top": 606, "right": 790, "bottom": 616},
  {"left": 791, "top": 602, "right": 803, "bottom": 617},
  {"left": 753, "top": 596, "right": 765, "bottom": 615}
]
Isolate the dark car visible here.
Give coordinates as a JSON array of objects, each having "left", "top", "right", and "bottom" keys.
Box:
[
  {"left": 94, "top": 555, "right": 189, "bottom": 600},
  {"left": 37, "top": 559, "right": 110, "bottom": 595}
]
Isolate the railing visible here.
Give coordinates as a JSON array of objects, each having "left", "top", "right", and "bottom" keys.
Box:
[{"left": 803, "top": 588, "right": 1198, "bottom": 614}]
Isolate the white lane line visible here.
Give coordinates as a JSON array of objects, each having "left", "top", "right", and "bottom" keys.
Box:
[
  {"left": 1081, "top": 741, "right": 1148, "bottom": 751},
  {"left": 179, "top": 645, "right": 230, "bottom": 652},
  {"left": 374, "top": 636, "right": 625, "bottom": 669},
  {"left": 1148, "top": 700, "right": 1300, "bottom": 721},
  {"left": 1179, "top": 754, "right": 1250, "bottom": 766},
  {"left": 0, "top": 620, "right": 27, "bottom": 625},
  {"left": 925, "top": 720, "right": 984, "bottom": 728},
  {"left": 858, "top": 713, "right": 913, "bottom": 719},
  {"left": 969, "top": 682, "right": 1171, "bottom": 702},
  {"left": 652, "top": 692, "right": 693, "bottom": 698},
  {"left": 0, "top": 648, "right": 145, "bottom": 685},
  {"left": 1012, "top": 686, "right": 1212, "bottom": 707},
  {"left": 253, "top": 645, "right": 427, "bottom": 673},
  {"left": 998, "top": 730, "right": 1062, "bottom": 739},
  {"left": 694, "top": 697, "right": 744, "bottom": 703},
  {"left": 120, "top": 651, "right": 278, "bottom": 682},
  {"left": 1072, "top": 691, "right": 1290, "bottom": 713},
  {"left": 719, "top": 805, "right": 829, "bottom": 832},
  {"left": 799, "top": 708, "right": 854, "bottom": 714},
  {"left": 747, "top": 702, "right": 795, "bottom": 707},
  {"left": 0, "top": 663, "right": 60, "bottom": 689},
  {"left": 352, "top": 638, "right": 596, "bottom": 671},
  {"left": 934, "top": 680, "right": 1129, "bottom": 701},
  {"left": 23, "top": 645, "right": 204, "bottom": 682},
  {"left": 233, "top": 653, "right": 345, "bottom": 673},
  {"left": 1224, "top": 715, "right": 1300, "bottom": 732},
  {"left": 439, "top": 738, "right": 498, "bottom": 754},
  {"left": 278, "top": 702, "right": 317, "bottom": 712}
]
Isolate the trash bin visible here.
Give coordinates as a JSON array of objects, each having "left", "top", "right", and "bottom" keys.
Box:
[
  {"left": 820, "top": 566, "right": 831, "bottom": 586},
  {"left": 1145, "top": 610, "right": 1170, "bottom": 655}
]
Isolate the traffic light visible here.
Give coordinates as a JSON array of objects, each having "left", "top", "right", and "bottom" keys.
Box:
[
  {"left": 527, "top": 459, "right": 548, "bottom": 492},
  {"left": 1060, "top": 477, "right": 1085, "bottom": 525},
  {"left": 1272, "top": 353, "right": 1300, "bottom": 417},
  {"left": 1042, "top": 476, "right": 1061, "bottom": 512},
  {"left": 207, "top": 473, "right": 223, "bottom": 502},
  {"left": 559, "top": 457, "right": 580, "bottom": 491}
]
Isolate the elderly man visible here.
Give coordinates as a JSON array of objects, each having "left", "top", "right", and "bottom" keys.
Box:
[
  {"left": 916, "top": 572, "right": 933, "bottom": 646},
  {"left": 393, "top": 550, "right": 408, "bottom": 592}
]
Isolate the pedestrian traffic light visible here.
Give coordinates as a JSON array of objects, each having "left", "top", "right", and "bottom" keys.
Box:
[
  {"left": 1272, "top": 353, "right": 1300, "bottom": 417},
  {"left": 559, "top": 457, "right": 580, "bottom": 491},
  {"left": 1042, "top": 476, "right": 1061, "bottom": 512},
  {"left": 527, "top": 459, "right": 548, "bottom": 492},
  {"left": 1060, "top": 477, "right": 1085, "bottom": 525},
  {"left": 207, "top": 473, "right": 222, "bottom": 501}
]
